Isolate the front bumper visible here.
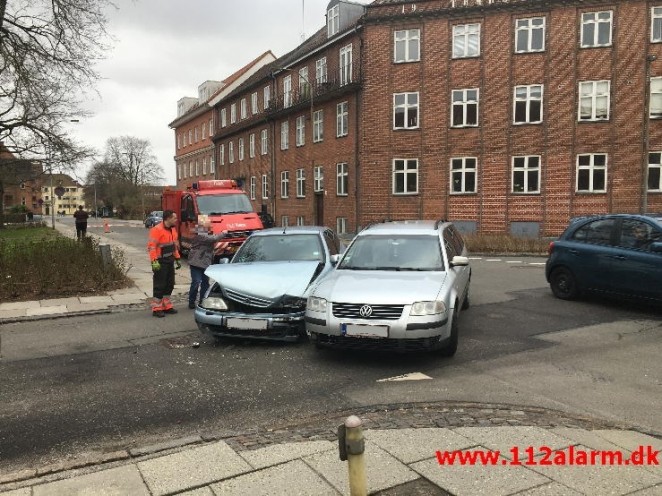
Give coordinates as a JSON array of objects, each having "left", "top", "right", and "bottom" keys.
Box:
[{"left": 194, "top": 307, "right": 306, "bottom": 342}]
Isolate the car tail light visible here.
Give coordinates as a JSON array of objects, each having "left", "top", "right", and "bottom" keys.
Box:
[{"left": 547, "top": 241, "right": 555, "bottom": 256}]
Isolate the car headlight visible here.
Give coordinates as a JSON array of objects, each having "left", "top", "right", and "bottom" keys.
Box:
[
  {"left": 410, "top": 300, "right": 446, "bottom": 316},
  {"left": 307, "top": 296, "right": 327, "bottom": 312},
  {"left": 200, "top": 297, "right": 228, "bottom": 311},
  {"left": 282, "top": 295, "right": 307, "bottom": 309}
]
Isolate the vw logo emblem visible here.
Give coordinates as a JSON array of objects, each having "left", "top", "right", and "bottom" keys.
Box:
[{"left": 359, "top": 305, "right": 373, "bottom": 318}]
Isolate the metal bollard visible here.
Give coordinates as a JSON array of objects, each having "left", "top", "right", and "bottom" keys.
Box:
[
  {"left": 99, "top": 243, "right": 112, "bottom": 269},
  {"left": 338, "top": 415, "right": 367, "bottom": 496}
]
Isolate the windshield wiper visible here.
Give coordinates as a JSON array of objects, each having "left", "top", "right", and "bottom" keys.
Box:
[{"left": 208, "top": 210, "right": 251, "bottom": 215}]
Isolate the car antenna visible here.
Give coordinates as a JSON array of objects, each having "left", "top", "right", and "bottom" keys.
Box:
[{"left": 282, "top": 225, "right": 287, "bottom": 235}]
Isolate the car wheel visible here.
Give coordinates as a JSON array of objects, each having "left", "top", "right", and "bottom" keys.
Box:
[
  {"left": 439, "top": 307, "right": 459, "bottom": 357},
  {"left": 550, "top": 267, "right": 579, "bottom": 300}
]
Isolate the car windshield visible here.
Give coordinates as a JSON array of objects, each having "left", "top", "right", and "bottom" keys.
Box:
[
  {"left": 338, "top": 234, "right": 444, "bottom": 271},
  {"left": 233, "top": 234, "right": 325, "bottom": 263},
  {"left": 196, "top": 193, "right": 254, "bottom": 215},
  {"left": 151, "top": 211, "right": 162, "bottom": 218}
]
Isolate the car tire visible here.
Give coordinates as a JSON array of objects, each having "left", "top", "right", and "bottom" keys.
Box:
[
  {"left": 461, "top": 290, "right": 470, "bottom": 310},
  {"left": 439, "top": 307, "right": 459, "bottom": 357},
  {"left": 550, "top": 267, "right": 579, "bottom": 300}
]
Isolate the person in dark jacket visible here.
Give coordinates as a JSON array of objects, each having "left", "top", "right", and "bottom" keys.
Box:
[
  {"left": 188, "top": 217, "right": 227, "bottom": 309},
  {"left": 73, "top": 205, "right": 89, "bottom": 240}
]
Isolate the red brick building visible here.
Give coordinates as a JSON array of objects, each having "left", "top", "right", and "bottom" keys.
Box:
[
  {"left": 192, "top": 0, "right": 662, "bottom": 236},
  {"left": 0, "top": 142, "right": 44, "bottom": 214}
]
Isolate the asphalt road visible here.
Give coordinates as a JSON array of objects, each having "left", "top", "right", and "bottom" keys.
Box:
[{"left": 0, "top": 225, "right": 660, "bottom": 473}]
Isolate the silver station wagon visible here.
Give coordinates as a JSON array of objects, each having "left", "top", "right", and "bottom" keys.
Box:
[
  {"left": 195, "top": 226, "right": 342, "bottom": 342},
  {"left": 305, "top": 220, "right": 471, "bottom": 354}
]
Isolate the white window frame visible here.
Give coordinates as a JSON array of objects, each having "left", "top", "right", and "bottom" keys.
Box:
[
  {"left": 188, "top": 129, "right": 192, "bottom": 145},
  {"left": 202, "top": 157, "right": 207, "bottom": 175},
  {"left": 296, "top": 216, "right": 305, "bottom": 226},
  {"left": 337, "top": 163, "right": 348, "bottom": 196},
  {"left": 653, "top": 7, "right": 662, "bottom": 43},
  {"left": 650, "top": 77, "right": 662, "bottom": 118},
  {"left": 451, "top": 88, "right": 479, "bottom": 127},
  {"left": 450, "top": 157, "right": 477, "bottom": 194},
  {"left": 299, "top": 67, "right": 310, "bottom": 98},
  {"left": 581, "top": 11, "right": 613, "bottom": 48},
  {"left": 337, "top": 102, "right": 348, "bottom": 137},
  {"left": 340, "top": 44, "right": 353, "bottom": 86},
  {"left": 296, "top": 115, "right": 305, "bottom": 146},
  {"left": 515, "top": 17, "right": 546, "bottom": 53},
  {"left": 512, "top": 155, "right": 541, "bottom": 194},
  {"left": 264, "top": 86, "right": 271, "bottom": 109},
  {"left": 296, "top": 168, "right": 306, "bottom": 198},
  {"left": 513, "top": 85, "right": 543, "bottom": 124},
  {"left": 648, "top": 152, "right": 662, "bottom": 191},
  {"left": 452, "top": 23, "right": 480, "bottom": 58},
  {"left": 578, "top": 80, "right": 610, "bottom": 121},
  {"left": 281, "top": 215, "right": 289, "bottom": 227},
  {"left": 238, "top": 138, "right": 244, "bottom": 161},
  {"left": 220, "top": 144, "right": 225, "bottom": 165},
  {"left": 249, "top": 133, "right": 255, "bottom": 158},
  {"left": 209, "top": 118, "right": 213, "bottom": 136},
  {"left": 250, "top": 176, "right": 256, "bottom": 200},
  {"left": 314, "top": 165, "right": 324, "bottom": 192},
  {"left": 281, "top": 171, "right": 289, "bottom": 198},
  {"left": 221, "top": 108, "right": 227, "bottom": 128},
  {"left": 229, "top": 142, "right": 234, "bottom": 164},
  {"left": 202, "top": 122, "right": 206, "bottom": 140},
  {"left": 177, "top": 134, "right": 181, "bottom": 150},
  {"left": 393, "top": 92, "right": 419, "bottom": 129},
  {"left": 576, "top": 153, "right": 607, "bottom": 193},
  {"left": 392, "top": 159, "right": 419, "bottom": 195},
  {"left": 336, "top": 217, "right": 348, "bottom": 235},
  {"left": 230, "top": 103, "right": 237, "bottom": 124},
  {"left": 394, "top": 29, "right": 420, "bottom": 63},
  {"left": 240, "top": 98, "right": 247, "bottom": 119},
  {"left": 327, "top": 4, "right": 339, "bottom": 37},
  {"left": 262, "top": 174, "right": 269, "bottom": 199},
  {"left": 189, "top": 161, "right": 193, "bottom": 177},
  {"left": 251, "top": 92, "right": 258, "bottom": 114},
  {"left": 283, "top": 75, "right": 292, "bottom": 108},
  {"left": 316, "top": 57, "right": 328, "bottom": 84},
  {"left": 194, "top": 127, "right": 199, "bottom": 143},
  {"left": 261, "top": 129, "right": 268, "bottom": 155},
  {"left": 313, "top": 110, "right": 324, "bottom": 143},
  {"left": 281, "top": 121, "right": 289, "bottom": 150},
  {"left": 178, "top": 164, "right": 182, "bottom": 180}
]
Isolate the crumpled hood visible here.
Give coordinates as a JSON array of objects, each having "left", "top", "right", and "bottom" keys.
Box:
[
  {"left": 205, "top": 261, "right": 321, "bottom": 300},
  {"left": 313, "top": 270, "right": 446, "bottom": 304}
]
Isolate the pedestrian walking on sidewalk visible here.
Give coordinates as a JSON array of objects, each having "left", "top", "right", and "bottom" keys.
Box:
[
  {"left": 73, "top": 205, "right": 89, "bottom": 241},
  {"left": 147, "top": 210, "right": 182, "bottom": 318},
  {"left": 188, "top": 217, "right": 227, "bottom": 309}
]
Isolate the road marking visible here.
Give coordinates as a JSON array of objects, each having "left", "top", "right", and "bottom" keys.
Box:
[
  {"left": 529, "top": 262, "right": 546, "bottom": 266},
  {"left": 485, "top": 259, "right": 502, "bottom": 262},
  {"left": 377, "top": 372, "right": 432, "bottom": 382},
  {"left": 506, "top": 261, "right": 523, "bottom": 264}
]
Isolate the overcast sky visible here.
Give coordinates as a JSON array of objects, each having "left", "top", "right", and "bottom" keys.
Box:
[{"left": 72, "top": 0, "right": 372, "bottom": 185}]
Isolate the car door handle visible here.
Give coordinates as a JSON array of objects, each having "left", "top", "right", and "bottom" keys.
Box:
[
  {"left": 568, "top": 249, "right": 579, "bottom": 255},
  {"left": 607, "top": 255, "right": 627, "bottom": 261}
]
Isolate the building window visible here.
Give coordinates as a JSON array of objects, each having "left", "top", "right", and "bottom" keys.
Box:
[
  {"left": 281, "top": 215, "right": 289, "bottom": 227},
  {"left": 281, "top": 171, "right": 289, "bottom": 198},
  {"left": 515, "top": 17, "right": 545, "bottom": 53},
  {"left": 512, "top": 156, "right": 541, "bottom": 193},
  {"left": 220, "top": 144, "right": 225, "bottom": 165},
  {"left": 653, "top": 7, "right": 662, "bottom": 42},
  {"left": 337, "top": 163, "right": 348, "bottom": 196},
  {"left": 649, "top": 152, "right": 662, "bottom": 191},
  {"left": 189, "top": 161, "right": 193, "bottom": 177},
  {"left": 451, "top": 89, "right": 479, "bottom": 127},
  {"left": 394, "top": 29, "right": 420, "bottom": 63},
  {"left": 229, "top": 142, "right": 234, "bottom": 163},
  {"left": 313, "top": 110, "right": 324, "bottom": 142},
  {"left": 250, "top": 176, "right": 256, "bottom": 200},
  {"left": 328, "top": 4, "right": 339, "bottom": 37},
  {"left": 314, "top": 166, "right": 324, "bottom": 192},
  {"left": 263, "top": 87, "right": 271, "bottom": 110},
  {"left": 581, "top": 11, "right": 612, "bottom": 47},
  {"left": 579, "top": 80, "right": 610, "bottom": 121},
  {"left": 202, "top": 122, "right": 207, "bottom": 140},
  {"left": 393, "top": 159, "right": 418, "bottom": 194},
  {"left": 230, "top": 103, "right": 237, "bottom": 124},
  {"left": 296, "top": 216, "right": 305, "bottom": 226},
  {"left": 452, "top": 23, "right": 480, "bottom": 58},
  {"left": 296, "top": 168, "right": 306, "bottom": 197},
  {"left": 240, "top": 98, "right": 247, "bottom": 119},
  {"left": 195, "top": 127, "right": 199, "bottom": 143},
  {"left": 337, "top": 101, "right": 348, "bottom": 137},
  {"left": 296, "top": 115, "right": 305, "bottom": 146},
  {"left": 651, "top": 77, "right": 662, "bottom": 118},
  {"left": 209, "top": 118, "right": 213, "bottom": 136},
  {"left": 188, "top": 129, "right": 192, "bottom": 144},
  {"left": 281, "top": 121, "right": 289, "bottom": 150},
  {"left": 251, "top": 92, "right": 258, "bottom": 114},
  {"left": 336, "top": 217, "right": 347, "bottom": 235},
  {"left": 262, "top": 174, "right": 269, "bottom": 199},
  {"left": 316, "top": 57, "right": 327, "bottom": 84},
  {"left": 577, "top": 154, "right": 607, "bottom": 192},
  {"left": 393, "top": 92, "right": 419, "bottom": 129},
  {"left": 340, "top": 44, "right": 352, "bottom": 86},
  {"left": 283, "top": 75, "right": 292, "bottom": 108},
  {"left": 177, "top": 134, "right": 181, "bottom": 150},
  {"left": 451, "top": 157, "right": 477, "bottom": 194},
  {"left": 202, "top": 157, "right": 207, "bottom": 175},
  {"left": 210, "top": 156, "right": 215, "bottom": 176},
  {"left": 221, "top": 108, "right": 227, "bottom": 128},
  {"left": 178, "top": 164, "right": 182, "bottom": 180},
  {"left": 299, "top": 67, "right": 310, "bottom": 99},
  {"left": 238, "top": 138, "right": 244, "bottom": 161},
  {"left": 261, "top": 129, "right": 268, "bottom": 155},
  {"left": 249, "top": 133, "right": 255, "bottom": 158},
  {"left": 514, "top": 85, "right": 543, "bottom": 124}
]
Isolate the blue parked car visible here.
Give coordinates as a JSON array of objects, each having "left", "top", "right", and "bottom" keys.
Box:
[
  {"left": 144, "top": 210, "right": 163, "bottom": 228},
  {"left": 546, "top": 214, "right": 662, "bottom": 303}
]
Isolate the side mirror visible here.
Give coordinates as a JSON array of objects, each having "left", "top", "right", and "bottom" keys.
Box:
[
  {"left": 330, "top": 254, "right": 341, "bottom": 265},
  {"left": 650, "top": 242, "right": 662, "bottom": 253},
  {"left": 450, "top": 255, "right": 470, "bottom": 267}
]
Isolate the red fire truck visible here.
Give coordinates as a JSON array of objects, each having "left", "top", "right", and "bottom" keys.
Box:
[{"left": 162, "top": 180, "right": 263, "bottom": 259}]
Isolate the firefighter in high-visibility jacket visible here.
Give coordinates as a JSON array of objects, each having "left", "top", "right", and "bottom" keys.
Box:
[{"left": 147, "top": 209, "right": 182, "bottom": 317}]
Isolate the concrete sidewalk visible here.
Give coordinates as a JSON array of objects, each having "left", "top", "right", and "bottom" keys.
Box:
[{"left": 0, "top": 219, "right": 192, "bottom": 322}]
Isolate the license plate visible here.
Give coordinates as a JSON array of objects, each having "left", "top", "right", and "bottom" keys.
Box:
[
  {"left": 226, "top": 317, "right": 267, "bottom": 330},
  {"left": 341, "top": 323, "right": 388, "bottom": 338}
]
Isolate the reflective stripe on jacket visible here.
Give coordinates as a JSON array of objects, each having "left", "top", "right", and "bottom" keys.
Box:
[{"left": 147, "top": 222, "right": 180, "bottom": 262}]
